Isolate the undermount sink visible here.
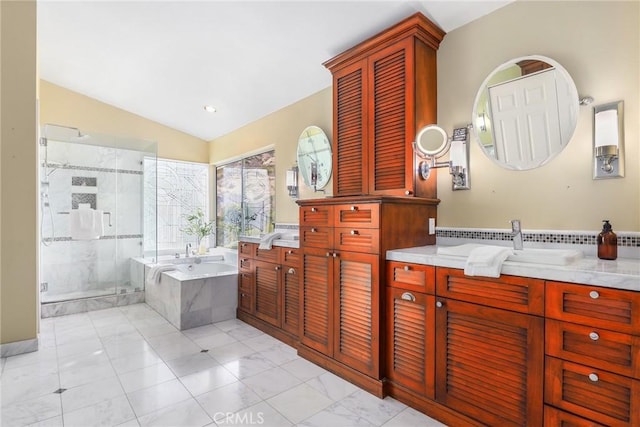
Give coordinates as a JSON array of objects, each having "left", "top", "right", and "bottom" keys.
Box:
[{"left": 437, "top": 244, "right": 583, "bottom": 266}]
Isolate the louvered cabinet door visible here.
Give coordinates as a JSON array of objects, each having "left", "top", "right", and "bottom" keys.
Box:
[
  {"left": 333, "top": 60, "right": 368, "bottom": 196},
  {"left": 333, "top": 251, "right": 380, "bottom": 377},
  {"left": 367, "top": 38, "right": 415, "bottom": 196},
  {"left": 253, "top": 260, "right": 280, "bottom": 326},
  {"left": 386, "top": 287, "right": 435, "bottom": 398},
  {"left": 300, "top": 247, "right": 333, "bottom": 355},
  {"left": 435, "top": 298, "right": 544, "bottom": 427},
  {"left": 281, "top": 264, "right": 300, "bottom": 335}
]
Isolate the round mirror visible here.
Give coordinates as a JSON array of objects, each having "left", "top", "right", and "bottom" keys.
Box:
[
  {"left": 472, "top": 55, "right": 579, "bottom": 170},
  {"left": 296, "top": 126, "right": 332, "bottom": 190},
  {"left": 415, "top": 125, "right": 449, "bottom": 157}
]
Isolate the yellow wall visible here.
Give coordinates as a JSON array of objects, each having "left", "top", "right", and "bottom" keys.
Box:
[
  {"left": 1, "top": 1, "right": 38, "bottom": 345},
  {"left": 436, "top": 0, "right": 639, "bottom": 231},
  {"left": 40, "top": 80, "right": 209, "bottom": 163},
  {"left": 209, "top": 87, "right": 333, "bottom": 224}
]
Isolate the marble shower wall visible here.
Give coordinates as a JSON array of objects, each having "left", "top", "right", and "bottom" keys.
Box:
[{"left": 40, "top": 139, "right": 148, "bottom": 300}]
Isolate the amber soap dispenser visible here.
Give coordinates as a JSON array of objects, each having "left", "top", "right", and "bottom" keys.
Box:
[{"left": 597, "top": 220, "right": 617, "bottom": 260}]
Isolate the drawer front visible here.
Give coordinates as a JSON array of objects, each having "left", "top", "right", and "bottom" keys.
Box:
[
  {"left": 300, "top": 205, "right": 333, "bottom": 227},
  {"left": 301, "top": 226, "right": 333, "bottom": 249},
  {"left": 239, "top": 257, "right": 253, "bottom": 272},
  {"left": 334, "top": 203, "right": 379, "bottom": 228},
  {"left": 387, "top": 261, "right": 435, "bottom": 294},
  {"left": 435, "top": 267, "right": 545, "bottom": 315},
  {"left": 280, "top": 247, "right": 301, "bottom": 266},
  {"left": 334, "top": 227, "right": 380, "bottom": 254},
  {"left": 238, "top": 291, "right": 253, "bottom": 313},
  {"left": 544, "top": 405, "right": 608, "bottom": 427},
  {"left": 254, "top": 247, "right": 279, "bottom": 263},
  {"left": 545, "top": 356, "right": 640, "bottom": 427},
  {"left": 546, "top": 319, "right": 640, "bottom": 379},
  {"left": 238, "top": 271, "right": 253, "bottom": 292},
  {"left": 238, "top": 242, "right": 255, "bottom": 257},
  {"left": 546, "top": 281, "right": 640, "bottom": 335}
]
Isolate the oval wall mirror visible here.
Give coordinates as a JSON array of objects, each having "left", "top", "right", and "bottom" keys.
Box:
[
  {"left": 472, "top": 55, "right": 579, "bottom": 170},
  {"left": 415, "top": 125, "right": 449, "bottom": 157},
  {"left": 296, "top": 126, "right": 332, "bottom": 190}
]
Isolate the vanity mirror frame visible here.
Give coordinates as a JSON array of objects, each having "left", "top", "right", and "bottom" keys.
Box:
[
  {"left": 296, "top": 126, "right": 332, "bottom": 191},
  {"left": 472, "top": 55, "right": 580, "bottom": 171}
]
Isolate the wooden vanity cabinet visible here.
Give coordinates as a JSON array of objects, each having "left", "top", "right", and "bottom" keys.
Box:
[
  {"left": 324, "top": 13, "right": 444, "bottom": 198},
  {"left": 544, "top": 281, "right": 640, "bottom": 426}
]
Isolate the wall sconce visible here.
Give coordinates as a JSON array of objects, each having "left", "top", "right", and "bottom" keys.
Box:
[
  {"left": 593, "top": 101, "right": 624, "bottom": 179},
  {"left": 414, "top": 125, "right": 470, "bottom": 191},
  {"left": 476, "top": 112, "right": 488, "bottom": 132},
  {"left": 286, "top": 165, "right": 298, "bottom": 198}
]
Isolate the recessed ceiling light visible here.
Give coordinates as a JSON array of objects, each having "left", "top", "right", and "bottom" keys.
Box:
[{"left": 204, "top": 105, "right": 217, "bottom": 113}]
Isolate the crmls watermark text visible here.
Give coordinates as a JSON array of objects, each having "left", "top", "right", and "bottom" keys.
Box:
[{"left": 213, "top": 412, "right": 265, "bottom": 425}]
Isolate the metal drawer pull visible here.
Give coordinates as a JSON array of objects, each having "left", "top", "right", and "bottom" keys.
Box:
[
  {"left": 589, "top": 332, "right": 600, "bottom": 341},
  {"left": 589, "top": 290, "right": 600, "bottom": 299},
  {"left": 287, "top": 268, "right": 296, "bottom": 274},
  {"left": 401, "top": 292, "right": 415, "bottom": 302},
  {"left": 350, "top": 206, "right": 358, "bottom": 211},
  {"left": 405, "top": 190, "right": 411, "bottom": 196},
  {"left": 436, "top": 301, "right": 443, "bottom": 308},
  {"left": 588, "top": 373, "right": 599, "bottom": 382},
  {"left": 350, "top": 230, "right": 358, "bottom": 235},
  {"left": 404, "top": 265, "right": 410, "bottom": 271}
]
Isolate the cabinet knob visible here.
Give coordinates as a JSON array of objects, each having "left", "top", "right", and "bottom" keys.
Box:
[
  {"left": 287, "top": 268, "right": 296, "bottom": 275},
  {"left": 588, "top": 373, "right": 599, "bottom": 382},
  {"left": 241, "top": 243, "right": 246, "bottom": 247},
  {"left": 275, "top": 266, "right": 281, "bottom": 271},
  {"left": 436, "top": 301, "right": 444, "bottom": 308},
  {"left": 332, "top": 252, "right": 338, "bottom": 258},
  {"left": 350, "top": 206, "right": 358, "bottom": 211},
  {"left": 401, "top": 292, "right": 415, "bottom": 302},
  {"left": 405, "top": 190, "right": 412, "bottom": 196},
  {"left": 326, "top": 252, "right": 331, "bottom": 257},
  {"left": 404, "top": 265, "right": 410, "bottom": 271},
  {"left": 288, "top": 250, "right": 293, "bottom": 254},
  {"left": 589, "top": 290, "right": 600, "bottom": 299},
  {"left": 241, "top": 293, "right": 246, "bottom": 297},
  {"left": 350, "top": 230, "right": 358, "bottom": 235},
  {"left": 311, "top": 207, "right": 317, "bottom": 212},
  {"left": 311, "top": 228, "right": 317, "bottom": 233},
  {"left": 589, "top": 332, "right": 600, "bottom": 341}
]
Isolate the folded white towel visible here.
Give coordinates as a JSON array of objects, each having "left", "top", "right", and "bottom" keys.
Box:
[
  {"left": 258, "top": 232, "right": 282, "bottom": 250},
  {"left": 70, "top": 208, "right": 104, "bottom": 240},
  {"left": 146, "top": 264, "right": 176, "bottom": 286},
  {"left": 464, "top": 246, "right": 513, "bottom": 278}
]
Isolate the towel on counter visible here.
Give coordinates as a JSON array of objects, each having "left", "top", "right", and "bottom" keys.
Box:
[
  {"left": 258, "top": 232, "right": 282, "bottom": 250},
  {"left": 70, "top": 208, "right": 104, "bottom": 240},
  {"left": 146, "top": 264, "right": 176, "bottom": 286},
  {"left": 464, "top": 246, "right": 513, "bottom": 278}
]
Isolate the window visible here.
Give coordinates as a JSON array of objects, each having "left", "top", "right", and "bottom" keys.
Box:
[
  {"left": 216, "top": 150, "right": 275, "bottom": 248},
  {"left": 145, "top": 158, "right": 210, "bottom": 253}
]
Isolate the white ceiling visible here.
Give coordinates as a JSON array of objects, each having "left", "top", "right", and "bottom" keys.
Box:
[{"left": 38, "top": 1, "right": 513, "bottom": 141}]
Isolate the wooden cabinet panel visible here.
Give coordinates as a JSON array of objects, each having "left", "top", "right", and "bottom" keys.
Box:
[
  {"left": 239, "top": 257, "right": 252, "bottom": 272},
  {"left": 238, "top": 291, "right": 253, "bottom": 313},
  {"left": 300, "top": 247, "right": 333, "bottom": 355},
  {"left": 545, "top": 356, "right": 640, "bottom": 427},
  {"left": 334, "top": 203, "right": 379, "bottom": 228},
  {"left": 546, "top": 318, "right": 640, "bottom": 379},
  {"left": 544, "top": 406, "right": 608, "bottom": 427},
  {"left": 387, "top": 261, "right": 434, "bottom": 294},
  {"left": 239, "top": 242, "right": 255, "bottom": 257},
  {"left": 255, "top": 246, "right": 279, "bottom": 263},
  {"left": 280, "top": 247, "right": 301, "bottom": 266},
  {"left": 436, "top": 267, "right": 544, "bottom": 315},
  {"left": 254, "top": 260, "right": 279, "bottom": 326},
  {"left": 386, "top": 287, "right": 435, "bottom": 398},
  {"left": 334, "top": 227, "right": 380, "bottom": 254},
  {"left": 546, "top": 281, "right": 640, "bottom": 335},
  {"left": 300, "top": 205, "right": 334, "bottom": 227},
  {"left": 282, "top": 265, "right": 300, "bottom": 335},
  {"left": 333, "top": 251, "right": 379, "bottom": 377},
  {"left": 301, "top": 226, "right": 334, "bottom": 249},
  {"left": 435, "top": 298, "right": 544, "bottom": 427}
]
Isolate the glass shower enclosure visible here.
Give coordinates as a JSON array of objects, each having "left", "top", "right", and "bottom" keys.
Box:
[{"left": 39, "top": 124, "right": 157, "bottom": 308}]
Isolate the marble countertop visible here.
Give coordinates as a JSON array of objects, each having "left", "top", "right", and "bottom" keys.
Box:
[{"left": 387, "top": 245, "right": 640, "bottom": 292}]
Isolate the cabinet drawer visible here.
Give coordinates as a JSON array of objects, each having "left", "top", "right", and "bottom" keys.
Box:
[
  {"left": 387, "top": 261, "right": 435, "bottom": 294},
  {"left": 546, "top": 319, "right": 640, "bottom": 379},
  {"left": 238, "top": 291, "right": 253, "bottom": 313},
  {"left": 254, "top": 247, "right": 279, "bottom": 263},
  {"left": 301, "top": 226, "right": 334, "bottom": 248},
  {"left": 544, "top": 405, "right": 608, "bottom": 427},
  {"left": 545, "top": 356, "right": 640, "bottom": 427},
  {"left": 435, "top": 267, "right": 545, "bottom": 315},
  {"left": 238, "top": 271, "right": 253, "bottom": 292},
  {"left": 546, "top": 281, "right": 640, "bottom": 335},
  {"left": 239, "top": 257, "right": 253, "bottom": 272},
  {"left": 280, "top": 247, "right": 301, "bottom": 266},
  {"left": 300, "top": 205, "right": 333, "bottom": 227},
  {"left": 334, "top": 203, "right": 379, "bottom": 228},
  {"left": 334, "top": 227, "right": 380, "bottom": 254},
  {"left": 238, "top": 241, "right": 255, "bottom": 257}
]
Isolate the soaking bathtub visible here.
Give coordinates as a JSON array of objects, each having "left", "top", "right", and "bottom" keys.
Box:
[{"left": 144, "top": 258, "right": 238, "bottom": 330}]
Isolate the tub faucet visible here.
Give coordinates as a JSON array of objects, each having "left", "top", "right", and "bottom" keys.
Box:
[
  {"left": 511, "top": 219, "right": 523, "bottom": 251},
  {"left": 185, "top": 243, "right": 192, "bottom": 257}
]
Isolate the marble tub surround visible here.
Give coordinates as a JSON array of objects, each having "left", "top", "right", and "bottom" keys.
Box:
[{"left": 387, "top": 245, "right": 640, "bottom": 291}]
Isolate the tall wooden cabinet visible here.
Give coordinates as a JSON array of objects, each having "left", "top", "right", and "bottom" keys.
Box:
[{"left": 324, "top": 12, "right": 445, "bottom": 198}]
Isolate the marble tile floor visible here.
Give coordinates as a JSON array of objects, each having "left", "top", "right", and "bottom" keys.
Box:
[{"left": 0, "top": 303, "right": 446, "bottom": 427}]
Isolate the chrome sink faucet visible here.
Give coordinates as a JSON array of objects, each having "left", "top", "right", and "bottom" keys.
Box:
[
  {"left": 185, "top": 243, "right": 192, "bottom": 257},
  {"left": 511, "top": 219, "right": 523, "bottom": 251}
]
